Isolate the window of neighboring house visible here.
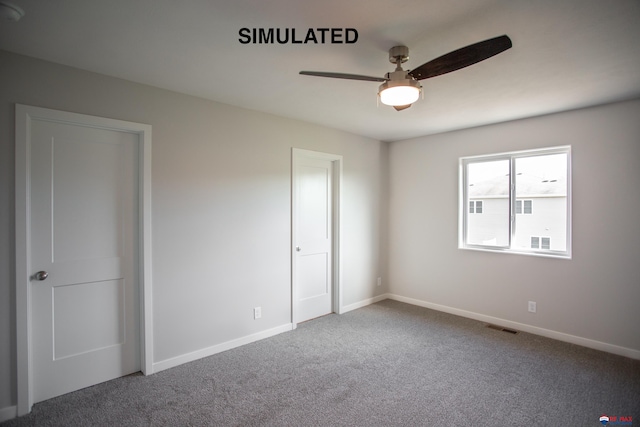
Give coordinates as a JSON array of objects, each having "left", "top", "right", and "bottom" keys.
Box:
[
  {"left": 516, "top": 199, "right": 532, "bottom": 214},
  {"left": 469, "top": 200, "right": 483, "bottom": 214},
  {"left": 459, "top": 146, "right": 571, "bottom": 258},
  {"left": 531, "top": 236, "right": 551, "bottom": 250}
]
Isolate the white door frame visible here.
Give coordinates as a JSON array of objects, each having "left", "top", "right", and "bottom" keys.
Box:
[
  {"left": 291, "top": 148, "right": 342, "bottom": 326},
  {"left": 14, "top": 104, "right": 154, "bottom": 415}
]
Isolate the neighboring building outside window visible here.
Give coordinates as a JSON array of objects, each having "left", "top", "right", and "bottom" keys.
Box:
[{"left": 459, "top": 146, "right": 571, "bottom": 258}]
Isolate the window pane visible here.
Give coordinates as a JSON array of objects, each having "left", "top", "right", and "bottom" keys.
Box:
[
  {"left": 531, "top": 236, "right": 539, "bottom": 248},
  {"left": 516, "top": 200, "right": 522, "bottom": 214},
  {"left": 541, "top": 237, "right": 551, "bottom": 250},
  {"left": 469, "top": 201, "right": 474, "bottom": 213},
  {"left": 514, "top": 153, "right": 567, "bottom": 251},
  {"left": 466, "top": 160, "right": 509, "bottom": 247}
]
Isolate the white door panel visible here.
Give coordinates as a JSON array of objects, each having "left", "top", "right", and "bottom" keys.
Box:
[
  {"left": 298, "top": 253, "right": 329, "bottom": 300},
  {"left": 298, "top": 164, "right": 331, "bottom": 241},
  {"left": 50, "top": 135, "right": 124, "bottom": 262},
  {"left": 29, "top": 119, "right": 140, "bottom": 403},
  {"left": 52, "top": 279, "right": 125, "bottom": 360}
]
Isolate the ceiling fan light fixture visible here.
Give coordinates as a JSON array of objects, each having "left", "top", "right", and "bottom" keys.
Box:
[{"left": 378, "top": 79, "right": 421, "bottom": 106}]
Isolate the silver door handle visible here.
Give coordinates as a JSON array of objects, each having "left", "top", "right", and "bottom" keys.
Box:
[
  {"left": 34, "top": 271, "right": 48, "bottom": 281},
  {"left": 296, "top": 246, "right": 301, "bottom": 252}
]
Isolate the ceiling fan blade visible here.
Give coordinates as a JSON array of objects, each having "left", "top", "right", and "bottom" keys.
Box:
[
  {"left": 393, "top": 104, "right": 412, "bottom": 111},
  {"left": 409, "top": 35, "right": 512, "bottom": 80},
  {"left": 299, "top": 71, "right": 387, "bottom": 82}
]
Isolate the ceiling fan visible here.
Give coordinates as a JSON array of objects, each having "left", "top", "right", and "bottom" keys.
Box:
[{"left": 300, "top": 35, "right": 512, "bottom": 111}]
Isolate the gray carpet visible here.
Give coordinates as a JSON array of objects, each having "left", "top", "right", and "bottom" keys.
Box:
[{"left": 4, "top": 300, "right": 640, "bottom": 426}]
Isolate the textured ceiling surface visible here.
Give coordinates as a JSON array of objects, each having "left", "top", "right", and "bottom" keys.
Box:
[{"left": 1, "top": 0, "right": 639, "bottom": 141}]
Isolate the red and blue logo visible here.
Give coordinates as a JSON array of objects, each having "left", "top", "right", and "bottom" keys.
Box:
[{"left": 600, "top": 414, "right": 633, "bottom": 426}]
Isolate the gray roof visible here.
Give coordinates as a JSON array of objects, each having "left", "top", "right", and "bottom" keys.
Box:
[{"left": 469, "top": 173, "right": 567, "bottom": 197}]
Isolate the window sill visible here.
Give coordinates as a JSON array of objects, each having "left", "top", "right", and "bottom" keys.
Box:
[{"left": 459, "top": 245, "right": 571, "bottom": 260}]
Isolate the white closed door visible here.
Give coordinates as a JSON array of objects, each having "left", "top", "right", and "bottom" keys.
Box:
[
  {"left": 29, "top": 119, "right": 141, "bottom": 403},
  {"left": 293, "top": 154, "right": 334, "bottom": 323}
]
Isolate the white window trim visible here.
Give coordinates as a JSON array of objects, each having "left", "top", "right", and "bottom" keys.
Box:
[{"left": 458, "top": 146, "right": 572, "bottom": 259}]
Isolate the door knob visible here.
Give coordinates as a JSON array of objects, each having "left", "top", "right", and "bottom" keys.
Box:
[
  {"left": 296, "top": 246, "right": 301, "bottom": 252},
  {"left": 34, "top": 271, "right": 48, "bottom": 281}
]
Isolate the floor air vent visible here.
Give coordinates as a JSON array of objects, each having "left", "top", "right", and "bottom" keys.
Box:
[{"left": 486, "top": 324, "right": 519, "bottom": 334}]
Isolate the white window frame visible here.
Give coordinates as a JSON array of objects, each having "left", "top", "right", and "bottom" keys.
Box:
[{"left": 459, "top": 146, "right": 571, "bottom": 259}]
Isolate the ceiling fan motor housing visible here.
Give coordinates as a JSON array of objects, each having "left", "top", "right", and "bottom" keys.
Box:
[
  {"left": 388, "top": 45, "right": 410, "bottom": 63},
  {"left": 379, "top": 72, "right": 422, "bottom": 90}
]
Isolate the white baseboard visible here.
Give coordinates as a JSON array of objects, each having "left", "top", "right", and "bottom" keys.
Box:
[
  {"left": 386, "top": 294, "right": 640, "bottom": 360},
  {"left": 0, "top": 405, "right": 17, "bottom": 422},
  {"left": 152, "top": 323, "right": 294, "bottom": 373},
  {"left": 152, "top": 293, "right": 390, "bottom": 374},
  {"left": 340, "top": 294, "right": 388, "bottom": 314},
  {"left": 147, "top": 292, "right": 640, "bottom": 375}
]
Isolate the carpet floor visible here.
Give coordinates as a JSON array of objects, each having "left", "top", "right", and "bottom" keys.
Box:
[{"left": 3, "top": 300, "right": 639, "bottom": 426}]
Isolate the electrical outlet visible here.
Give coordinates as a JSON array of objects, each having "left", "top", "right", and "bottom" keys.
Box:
[
  {"left": 377, "top": 277, "right": 382, "bottom": 287},
  {"left": 254, "top": 307, "right": 261, "bottom": 319},
  {"left": 528, "top": 301, "right": 537, "bottom": 313}
]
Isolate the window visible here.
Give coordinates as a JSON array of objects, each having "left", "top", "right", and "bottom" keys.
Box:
[
  {"left": 459, "top": 146, "right": 571, "bottom": 258},
  {"left": 516, "top": 199, "right": 532, "bottom": 214},
  {"left": 531, "top": 236, "right": 550, "bottom": 250},
  {"left": 469, "top": 200, "right": 483, "bottom": 214}
]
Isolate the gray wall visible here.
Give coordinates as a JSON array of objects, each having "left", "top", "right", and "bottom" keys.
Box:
[
  {"left": 0, "top": 51, "right": 388, "bottom": 411},
  {"left": 388, "top": 99, "right": 640, "bottom": 353}
]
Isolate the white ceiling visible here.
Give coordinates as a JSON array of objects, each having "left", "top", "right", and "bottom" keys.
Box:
[{"left": 1, "top": 0, "right": 639, "bottom": 141}]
